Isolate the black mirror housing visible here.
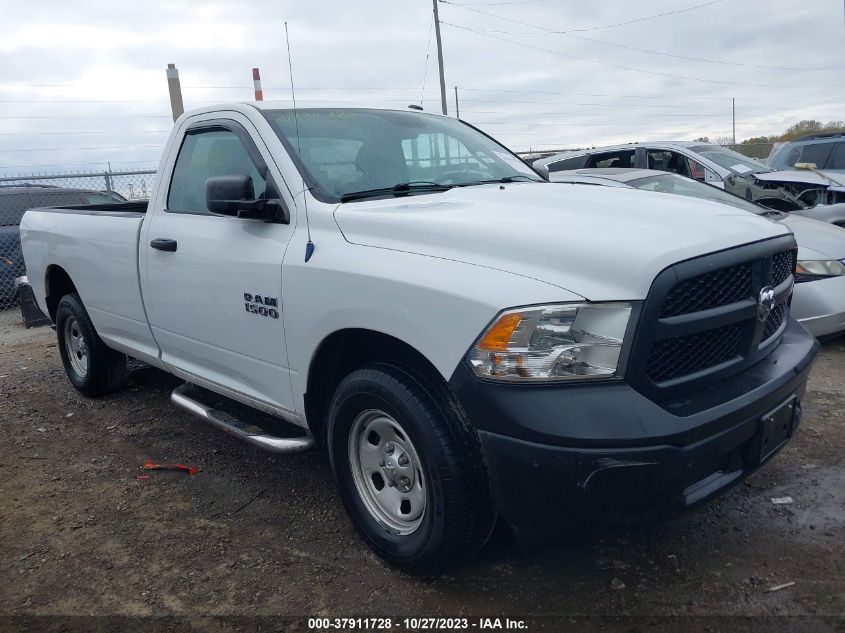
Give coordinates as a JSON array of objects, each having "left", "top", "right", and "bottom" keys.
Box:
[{"left": 205, "top": 175, "right": 289, "bottom": 223}]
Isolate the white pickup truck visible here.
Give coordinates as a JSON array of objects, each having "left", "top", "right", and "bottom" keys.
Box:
[{"left": 21, "top": 103, "right": 818, "bottom": 572}]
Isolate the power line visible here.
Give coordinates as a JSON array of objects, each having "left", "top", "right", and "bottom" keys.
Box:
[
  {"left": 473, "top": 121, "right": 760, "bottom": 126},
  {"left": 462, "top": 110, "right": 747, "bottom": 117},
  {"left": 440, "top": 21, "right": 831, "bottom": 88},
  {"left": 450, "top": 98, "right": 789, "bottom": 112},
  {"left": 419, "top": 18, "right": 435, "bottom": 106},
  {"left": 443, "top": 3, "right": 838, "bottom": 71},
  {"left": 0, "top": 99, "right": 171, "bottom": 103},
  {"left": 0, "top": 130, "right": 170, "bottom": 135},
  {"left": 1, "top": 145, "right": 163, "bottom": 153},
  {"left": 447, "top": 0, "right": 548, "bottom": 5},
  {"left": 0, "top": 115, "right": 172, "bottom": 120},
  {"left": 460, "top": 87, "right": 725, "bottom": 100},
  {"left": 0, "top": 159, "right": 158, "bottom": 170},
  {"left": 443, "top": 0, "right": 725, "bottom": 32},
  {"left": 448, "top": 87, "right": 845, "bottom": 106}
]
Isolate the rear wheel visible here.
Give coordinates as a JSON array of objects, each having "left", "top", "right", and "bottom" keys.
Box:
[
  {"left": 56, "top": 293, "right": 127, "bottom": 396},
  {"left": 328, "top": 362, "right": 494, "bottom": 574}
]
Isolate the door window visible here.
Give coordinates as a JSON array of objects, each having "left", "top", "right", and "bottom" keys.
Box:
[
  {"left": 646, "top": 150, "right": 695, "bottom": 178},
  {"left": 796, "top": 142, "right": 835, "bottom": 169},
  {"left": 547, "top": 155, "right": 586, "bottom": 173},
  {"left": 585, "top": 150, "right": 635, "bottom": 168},
  {"left": 828, "top": 143, "right": 845, "bottom": 170},
  {"left": 688, "top": 158, "right": 707, "bottom": 181},
  {"left": 167, "top": 128, "right": 267, "bottom": 215}
]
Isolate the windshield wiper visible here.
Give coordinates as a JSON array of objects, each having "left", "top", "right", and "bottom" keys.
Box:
[
  {"left": 455, "top": 174, "right": 543, "bottom": 187},
  {"left": 340, "top": 181, "right": 453, "bottom": 202}
]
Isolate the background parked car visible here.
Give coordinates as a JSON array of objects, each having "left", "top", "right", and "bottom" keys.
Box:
[
  {"left": 533, "top": 142, "right": 806, "bottom": 212},
  {"left": 768, "top": 133, "right": 845, "bottom": 172},
  {"left": 0, "top": 185, "right": 125, "bottom": 308},
  {"left": 548, "top": 168, "right": 845, "bottom": 339},
  {"left": 748, "top": 170, "right": 845, "bottom": 227}
]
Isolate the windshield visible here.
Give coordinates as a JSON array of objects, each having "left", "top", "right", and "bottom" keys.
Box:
[
  {"left": 769, "top": 140, "right": 841, "bottom": 171},
  {"left": 689, "top": 145, "right": 770, "bottom": 175},
  {"left": 627, "top": 173, "right": 764, "bottom": 214},
  {"left": 262, "top": 108, "right": 543, "bottom": 202}
]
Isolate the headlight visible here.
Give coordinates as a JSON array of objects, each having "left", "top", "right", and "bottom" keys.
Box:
[
  {"left": 795, "top": 259, "right": 845, "bottom": 282},
  {"left": 467, "top": 303, "right": 633, "bottom": 382}
]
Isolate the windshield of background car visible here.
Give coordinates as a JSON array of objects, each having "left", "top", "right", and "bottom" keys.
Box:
[
  {"left": 690, "top": 145, "right": 771, "bottom": 175},
  {"left": 262, "top": 109, "right": 543, "bottom": 201},
  {"left": 628, "top": 173, "right": 763, "bottom": 214},
  {"left": 769, "top": 141, "right": 840, "bottom": 171}
]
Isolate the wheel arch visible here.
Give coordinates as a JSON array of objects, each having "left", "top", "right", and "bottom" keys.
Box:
[
  {"left": 304, "top": 328, "right": 447, "bottom": 443},
  {"left": 44, "top": 264, "right": 77, "bottom": 321}
]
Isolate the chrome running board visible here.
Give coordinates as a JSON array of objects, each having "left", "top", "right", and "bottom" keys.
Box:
[{"left": 171, "top": 383, "right": 315, "bottom": 454}]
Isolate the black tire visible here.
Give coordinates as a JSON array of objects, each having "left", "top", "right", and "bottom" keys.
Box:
[
  {"left": 55, "top": 293, "right": 127, "bottom": 397},
  {"left": 327, "top": 362, "right": 494, "bottom": 574}
]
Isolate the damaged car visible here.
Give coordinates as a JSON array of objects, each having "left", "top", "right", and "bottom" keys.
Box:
[
  {"left": 749, "top": 169, "right": 845, "bottom": 227},
  {"left": 533, "top": 142, "right": 804, "bottom": 210}
]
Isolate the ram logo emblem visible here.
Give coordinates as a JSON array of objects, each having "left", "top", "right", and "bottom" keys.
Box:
[
  {"left": 758, "top": 286, "right": 776, "bottom": 323},
  {"left": 244, "top": 292, "right": 280, "bottom": 319}
]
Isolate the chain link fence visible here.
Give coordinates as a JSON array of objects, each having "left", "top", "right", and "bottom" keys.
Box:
[{"left": 0, "top": 169, "right": 155, "bottom": 310}]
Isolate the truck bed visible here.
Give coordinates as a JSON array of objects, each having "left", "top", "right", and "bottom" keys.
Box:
[{"left": 20, "top": 203, "right": 159, "bottom": 364}]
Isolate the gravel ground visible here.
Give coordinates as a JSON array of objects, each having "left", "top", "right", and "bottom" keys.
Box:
[{"left": 0, "top": 307, "right": 843, "bottom": 631}]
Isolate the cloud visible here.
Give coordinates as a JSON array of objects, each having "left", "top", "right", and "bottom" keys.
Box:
[{"left": 0, "top": 0, "right": 842, "bottom": 173}]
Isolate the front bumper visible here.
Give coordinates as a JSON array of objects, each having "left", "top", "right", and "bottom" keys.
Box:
[
  {"left": 449, "top": 319, "right": 819, "bottom": 541},
  {"left": 792, "top": 275, "right": 845, "bottom": 337}
]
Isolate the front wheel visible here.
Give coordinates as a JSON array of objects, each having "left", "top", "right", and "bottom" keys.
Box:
[
  {"left": 56, "top": 293, "right": 127, "bottom": 396},
  {"left": 327, "top": 362, "right": 494, "bottom": 574}
]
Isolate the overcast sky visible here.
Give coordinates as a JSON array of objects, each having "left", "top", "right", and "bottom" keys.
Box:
[{"left": 0, "top": 0, "right": 843, "bottom": 175}]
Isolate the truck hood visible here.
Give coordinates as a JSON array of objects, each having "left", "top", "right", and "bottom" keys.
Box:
[
  {"left": 334, "top": 183, "right": 790, "bottom": 300},
  {"left": 779, "top": 214, "right": 845, "bottom": 260}
]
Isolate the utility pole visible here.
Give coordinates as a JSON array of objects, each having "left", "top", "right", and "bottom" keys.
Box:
[
  {"left": 432, "top": 0, "right": 448, "bottom": 115},
  {"left": 454, "top": 86, "right": 460, "bottom": 118},
  {"left": 166, "top": 63, "right": 184, "bottom": 122},
  {"left": 732, "top": 97, "right": 736, "bottom": 146}
]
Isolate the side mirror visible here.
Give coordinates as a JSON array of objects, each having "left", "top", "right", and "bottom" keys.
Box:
[{"left": 205, "top": 175, "right": 289, "bottom": 223}]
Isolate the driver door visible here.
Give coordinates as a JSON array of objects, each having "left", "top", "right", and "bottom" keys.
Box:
[{"left": 141, "top": 116, "right": 298, "bottom": 414}]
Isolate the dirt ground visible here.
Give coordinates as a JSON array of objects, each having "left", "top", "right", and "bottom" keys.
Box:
[{"left": 1, "top": 307, "right": 843, "bottom": 631}]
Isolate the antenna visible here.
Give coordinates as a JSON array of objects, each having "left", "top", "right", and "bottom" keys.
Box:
[{"left": 285, "top": 21, "right": 315, "bottom": 262}]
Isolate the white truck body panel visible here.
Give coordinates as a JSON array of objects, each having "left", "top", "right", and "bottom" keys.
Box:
[
  {"left": 20, "top": 211, "right": 163, "bottom": 367},
  {"left": 334, "top": 183, "right": 787, "bottom": 300},
  {"left": 19, "top": 102, "right": 794, "bottom": 430},
  {"left": 139, "top": 109, "right": 300, "bottom": 414}
]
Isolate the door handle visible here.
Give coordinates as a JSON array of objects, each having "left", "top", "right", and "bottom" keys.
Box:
[{"left": 150, "top": 238, "right": 177, "bottom": 252}]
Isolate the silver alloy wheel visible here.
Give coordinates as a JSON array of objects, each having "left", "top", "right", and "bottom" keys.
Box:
[
  {"left": 64, "top": 315, "right": 88, "bottom": 378},
  {"left": 348, "top": 409, "right": 427, "bottom": 535}
]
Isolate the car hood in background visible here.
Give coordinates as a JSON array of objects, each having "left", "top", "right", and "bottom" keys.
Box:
[
  {"left": 754, "top": 171, "right": 845, "bottom": 188},
  {"left": 334, "top": 183, "right": 789, "bottom": 301},
  {"left": 779, "top": 214, "right": 845, "bottom": 260}
]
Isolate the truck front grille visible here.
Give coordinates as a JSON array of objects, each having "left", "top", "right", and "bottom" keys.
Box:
[
  {"left": 660, "top": 263, "right": 751, "bottom": 318},
  {"left": 628, "top": 236, "right": 797, "bottom": 401},
  {"left": 762, "top": 302, "right": 788, "bottom": 342},
  {"left": 772, "top": 250, "right": 795, "bottom": 286},
  {"left": 647, "top": 322, "right": 745, "bottom": 383}
]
